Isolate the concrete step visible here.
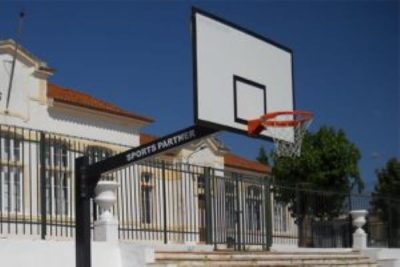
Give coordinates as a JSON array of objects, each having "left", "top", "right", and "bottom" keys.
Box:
[
  {"left": 153, "top": 259, "right": 377, "bottom": 266},
  {"left": 155, "top": 252, "right": 369, "bottom": 261},
  {"left": 150, "top": 262, "right": 378, "bottom": 267},
  {"left": 149, "top": 250, "right": 378, "bottom": 267}
]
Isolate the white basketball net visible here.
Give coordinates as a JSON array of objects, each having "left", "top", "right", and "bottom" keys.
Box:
[{"left": 265, "top": 114, "right": 313, "bottom": 158}]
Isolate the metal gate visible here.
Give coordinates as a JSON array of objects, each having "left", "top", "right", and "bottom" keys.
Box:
[{"left": 206, "top": 169, "right": 272, "bottom": 250}]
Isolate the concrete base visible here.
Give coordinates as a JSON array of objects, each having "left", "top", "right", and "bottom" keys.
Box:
[
  {"left": 353, "top": 231, "right": 368, "bottom": 250},
  {"left": 361, "top": 248, "right": 400, "bottom": 267},
  {"left": 271, "top": 243, "right": 300, "bottom": 251},
  {"left": 149, "top": 243, "right": 214, "bottom": 252},
  {"left": 270, "top": 246, "right": 353, "bottom": 253},
  {"left": 119, "top": 242, "right": 155, "bottom": 267},
  {"left": 94, "top": 219, "right": 118, "bottom": 242},
  {"left": 0, "top": 238, "right": 155, "bottom": 267}
]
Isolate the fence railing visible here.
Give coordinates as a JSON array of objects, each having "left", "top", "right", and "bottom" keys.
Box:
[
  {"left": 271, "top": 184, "right": 400, "bottom": 248},
  {"left": 0, "top": 124, "right": 398, "bottom": 249},
  {"left": 0, "top": 124, "right": 125, "bottom": 239},
  {"left": 112, "top": 161, "right": 207, "bottom": 243}
]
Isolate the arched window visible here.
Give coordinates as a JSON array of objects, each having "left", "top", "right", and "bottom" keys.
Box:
[
  {"left": 140, "top": 172, "right": 153, "bottom": 224},
  {"left": 246, "top": 186, "right": 262, "bottom": 231}
]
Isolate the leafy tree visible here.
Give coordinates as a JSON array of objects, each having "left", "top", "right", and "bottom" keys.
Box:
[
  {"left": 271, "top": 126, "right": 363, "bottom": 246},
  {"left": 371, "top": 158, "right": 400, "bottom": 246},
  {"left": 256, "top": 146, "right": 269, "bottom": 165},
  {"left": 374, "top": 158, "right": 400, "bottom": 198}
]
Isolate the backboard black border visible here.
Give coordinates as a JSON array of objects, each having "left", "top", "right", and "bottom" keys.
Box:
[
  {"left": 191, "top": 6, "right": 296, "bottom": 141},
  {"left": 233, "top": 75, "right": 267, "bottom": 125}
]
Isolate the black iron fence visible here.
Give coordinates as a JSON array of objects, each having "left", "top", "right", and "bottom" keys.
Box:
[
  {"left": 0, "top": 124, "right": 124, "bottom": 239},
  {"left": 208, "top": 170, "right": 272, "bottom": 250},
  {"left": 271, "top": 184, "right": 400, "bottom": 248},
  {"left": 0, "top": 124, "right": 398, "bottom": 250},
  {"left": 112, "top": 161, "right": 272, "bottom": 249},
  {"left": 112, "top": 161, "right": 207, "bottom": 243}
]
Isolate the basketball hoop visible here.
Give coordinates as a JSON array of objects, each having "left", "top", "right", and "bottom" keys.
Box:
[{"left": 248, "top": 111, "right": 313, "bottom": 157}]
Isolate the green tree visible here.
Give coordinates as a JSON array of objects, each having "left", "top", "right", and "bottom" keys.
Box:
[
  {"left": 371, "top": 158, "right": 400, "bottom": 246},
  {"left": 271, "top": 126, "right": 363, "bottom": 246},
  {"left": 374, "top": 158, "right": 400, "bottom": 198},
  {"left": 257, "top": 146, "right": 269, "bottom": 165}
]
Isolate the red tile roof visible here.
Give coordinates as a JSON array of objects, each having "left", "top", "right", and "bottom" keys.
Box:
[
  {"left": 224, "top": 153, "right": 271, "bottom": 174},
  {"left": 140, "top": 133, "right": 270, "bottom": 174},
  {"left": 140, "top": 133, "right": 158, "bottom": 145},
  {"left": 47, "top": 83, "right": 154, "bottom": 123}
]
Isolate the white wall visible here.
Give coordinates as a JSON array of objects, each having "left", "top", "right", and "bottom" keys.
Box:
[
  {"left": 0, "top": 53, "right": 35, "bottom": 120},
  {"left": 0, "top": 239, "right": 154, "bottom": 267},
  {"left": 179, "top": 146, "right": 224, "bottom": 171}
]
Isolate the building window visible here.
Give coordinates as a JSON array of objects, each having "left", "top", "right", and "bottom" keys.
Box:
[
  {"left": 246, "top": 186, "right": 262, "bottom": 231},
  {"left": 1, "top": 167, "right": 22, "bottom": 213},
  {"left": 141, "top": 172, "right": 153, "bottom": 224},
  {"left": 86, "top": 146, "right": 112, "bottom": 165},
  {"left": 46, "top": 171, "right": 69, "bottom": 216},
  {"left": 273, "top": 202, "right": 288, "bottom": 232},
  {"left": 45, "top": 140, "right": 70, "bottom": 216},
  {"left": 0, "top": 134, "right": 23, "bottom": 213},
  {"left": 45, "top": 141, "right": 68, "bottom": 168},
  {"left": 197, "top": 174, "right": 205, "bottom": 195},
  {"left": 1, "top": 135, "right": 22, "bottom": 162}
]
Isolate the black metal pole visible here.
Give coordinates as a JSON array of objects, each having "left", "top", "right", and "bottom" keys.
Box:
[
  {"left": 347, "top": 192, "right": 353, "bottom": 247},
  {"left": 162, "top": 161, "right": 168, "bottom": 244},
  {"left": 204, "top": 167, "right": 213, "bottom": 244},
  {"left": 39, "top": 132, "right": 47, "bottom": 239},
  {"left": 264, "top": 178, "right": 272, "bottom": 250},
  {"left": 235, "top": 173, "right": 242, "bottom": 251},
  {"left": 72, "top": 125, "right": 216, "bottom": 267},
  {"left": 75, "top": 156, "right": 92, "bottom": 267},
  {"left": 296, "top": 184, "right": 302, "bottom": 247}
]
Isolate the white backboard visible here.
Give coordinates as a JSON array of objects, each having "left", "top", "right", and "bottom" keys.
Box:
[{"left": 192, "top": 8, "right": 294, "bottom": 141}]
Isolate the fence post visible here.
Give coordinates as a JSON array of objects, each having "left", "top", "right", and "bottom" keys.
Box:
[
  {"left": 75, "top": 156, "right": 92, "bottom": 267},
  {"left": 295, "top": 184, "right": 303, "bottom": 247},
  {"left": 39, "top": 131, "right": 47, "bottom": 240},
  {"left": 348, "top": 192, "right": 353, "bottom": 247},
  {"left": 235, "top": 173, "right": 242, "bottom": 250},
  {"left": 162, "top": 161, "right": 167, "bottom": 244},
  {"left": 295, "top": 184, "right": 300, "bottom": 245},
  {"left": 204, "top": 167, "right": 213, "bottom": 244},
  {"left": 264, "top": 178, "right": 272, "bottom": 250}
]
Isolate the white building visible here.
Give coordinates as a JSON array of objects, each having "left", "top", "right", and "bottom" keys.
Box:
[{"left": 0, "top": 39, "right": 296, "bottom": 249}]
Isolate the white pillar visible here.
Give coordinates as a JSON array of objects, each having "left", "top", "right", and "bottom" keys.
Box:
[
  {"left": 350, "top": 209, "right": 368, "bottom": 250},
  {"left": 94, "top": 180, "right": 119, "bottom": 242}
]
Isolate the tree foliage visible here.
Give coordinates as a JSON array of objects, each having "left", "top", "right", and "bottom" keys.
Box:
[
  {"left": 371, "top": 158, "right": 400, "bottom": 242},
  {"left": 272, "top": 126, "right": 363, "bottom": 219},
  {"left": 374, "top": 158, "right": 400, "bottom": 198}
]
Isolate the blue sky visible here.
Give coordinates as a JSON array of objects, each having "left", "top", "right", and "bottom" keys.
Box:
[{"left": 1, "top": 1, "right": 398, "bottom": 191}]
